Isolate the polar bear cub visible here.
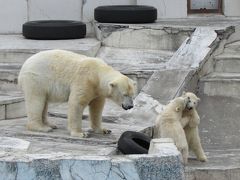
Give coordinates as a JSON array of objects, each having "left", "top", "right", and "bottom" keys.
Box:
[
  {"left": 181, "top": 92, "right": 207, "bottom": 162},
  {"left": 18, "top": 50, "right": 136, "bottom": 138},
  {"left": 155, "top": 97, "right": 189, "bottom": 164}
]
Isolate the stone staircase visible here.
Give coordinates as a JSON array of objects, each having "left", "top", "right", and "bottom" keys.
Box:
[
  {"left": 192, "top": 40, "right": 240, "bottom": 180},
  {"left": 200, "top": 41, "right": 240, "bottom": 98}
]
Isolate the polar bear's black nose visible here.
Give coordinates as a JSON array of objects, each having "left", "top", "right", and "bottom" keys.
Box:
[
  {"left": 122, "top": 104, "right": 133, "bottom": 110},
  {"left": 128, "top": 105, "right": 133, "bottom": 109}
]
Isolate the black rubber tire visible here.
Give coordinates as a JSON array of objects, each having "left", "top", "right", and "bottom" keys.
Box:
[
  {"left": 94, "top": 5, "right": 157, "bottom": 23},
  {"left": 22, "top": 20, "right": 86, "bottom": 40},
  {"left": 118, "top": 131, "right": 151, "bottom": 154}
]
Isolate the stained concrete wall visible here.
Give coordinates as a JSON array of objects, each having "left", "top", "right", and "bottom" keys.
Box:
[
  {"left": 0, "top": 0, "right": 240, "bottom": 34},
  {"left": 138, "top": 0, "right": 187, "bottom": 18},
  {"left": 223, "top": 0, "right": 240, "bottom": 16}
]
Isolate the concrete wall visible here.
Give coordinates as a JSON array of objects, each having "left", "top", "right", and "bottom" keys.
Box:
[
  {"left": 138, "top": 0, "right": 187, "bottom": 18},
  {"left": 0, "top": 0, "right": 240, "bottom": 34},
  {"left": 0, "top": 0, "right": 27, "bottom": 34},
  {"left": 82, "top": 0, "right": 136, "bottom": 22},
  {"left": 28, "top": 0, "right": 83, "bottom": 21},
  {"left": 223, "top": 0, "right": 240, "bottom": 16}
]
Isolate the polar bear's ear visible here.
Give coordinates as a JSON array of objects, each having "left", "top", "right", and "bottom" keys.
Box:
[
  {"left": 108, "top": 81, "right": 117, "bottom": 95},
  {"left": 175, "top": 106, "right": 180, "bottom": 112},
  {"left": 197, "top": 97, "right": 200, "bottom": 102},
  {"left": 109, "top": 81, "right": 117, "bottom": 88}
]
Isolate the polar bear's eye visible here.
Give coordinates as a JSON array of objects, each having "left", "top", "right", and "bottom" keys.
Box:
[{"left": 188, "top": 97, "right": 190, "bottom": 100}]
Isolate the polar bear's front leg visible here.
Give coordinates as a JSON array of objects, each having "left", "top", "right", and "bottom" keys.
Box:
[
  {"left": 89, "top": 97, "right": 111, "bottom": 134},
  {"left": 67, "top": 94, "right": 88, "bottom": 138}
]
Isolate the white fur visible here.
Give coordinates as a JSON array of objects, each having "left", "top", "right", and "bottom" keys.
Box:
[
  {"left": 18, "top": 50, "right": 136, "bottom": 138},
  {"left": 181, "top": 92, "right": 207, "bottom": 162},
  {"left": 155, "top": 97, "right": 189, "bottom": 164}
]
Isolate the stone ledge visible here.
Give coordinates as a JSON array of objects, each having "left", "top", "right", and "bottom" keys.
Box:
[
  {"left": 0, "top": 142, "right": 183, "bottom": 180},
  {"left": 0, "top": 35, "right": 101, "bottom": 63}
]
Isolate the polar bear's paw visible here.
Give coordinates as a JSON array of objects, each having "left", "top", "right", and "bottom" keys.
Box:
[
  {"left": 93, "top": 128, "right": 111, "bottom": 134},
  {"left": 27, "top": 122, "right": 53, "bottom": 132},
  {"left": 46, "top": 122, "right": 58, "bottom": 129},
  {"left": 198, "top": 155, "right": 208, "bottom": 162},
  {"left": 102, "top": 128, "right": 112, "bottom": 134},
  {"left": 71, "top": 131, "right": 89, "bottom": 138}
]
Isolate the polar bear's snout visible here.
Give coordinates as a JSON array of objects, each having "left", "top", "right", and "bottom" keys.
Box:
[{"left": 122, "top": 96, "right": 134, "bottom": 110}]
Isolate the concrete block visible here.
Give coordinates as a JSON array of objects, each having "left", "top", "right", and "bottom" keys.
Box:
[
  {"left": 0, "top": 150, "right": 184, "bottom": 180},
  {"left": 82, "top": 0, "right": 136, "bottom": 22},
  {"left": 6, "top": 101, "right": 26, "bottom": 119},
  {"left": 95, "top": 23, "right": 190, "bottom": 51},
  {"left": 0, "top": 0, "right": 27, "bottom": 33},
  {"left": 0, "top": 105, "right": 5, "bottom": 120},
  {"left": 28, "top": 0, "right": 83, "bottom": 21},
  {"left": 224, "top": 0, "right": 240, "bottom": 17},
  {"left": 149, "top": 138, "right": 177, "bottom": 155},
  {"left": 137, "top": 0, "right": 187, "bottom": 18}
]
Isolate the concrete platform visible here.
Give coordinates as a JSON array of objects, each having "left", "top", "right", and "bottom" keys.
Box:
[
  {"left": 186, "top": 149, "right": 240, "bottom": 180},
  {"left": 0, "top": 116, "right": 145, "bottom": 155},
  {"left": 0, "top": 35, "right": 101, "bottom": 63}
]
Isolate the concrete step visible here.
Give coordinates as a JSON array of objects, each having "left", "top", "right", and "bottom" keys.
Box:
[
  {"left": 97, "top": 46, "right": 174, "bottom": 92},
  {"left": 0, "top": 35, "right": 101, "bottom": 64},
  {"left": 214, "top": 53, "right": 240, "bottom": 73},
  {"left": 95, "top": 22, "right": 192, "bottom": 51},
  {"left": 199, "top": 72, "right": 240, "bottom": 98},
  {"left": 186, "top": 149, "right": 240, "bottom": 180},
  {"left": 0, "top": 91, "right": 25, "bottom": 120},
  {"left": 224, "top": 40, "right": 240, "bottom": 53},
  {"left": 185, "top": 94, "right": 240, "bottom": 180}
]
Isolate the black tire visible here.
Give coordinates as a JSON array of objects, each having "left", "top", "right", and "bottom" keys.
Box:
[
  {"left": 118, "top": 131, "right": 151, "bottom": 154},
  {"left": 22, "top": 20, "right": 86, "bottom": 40},
  {"left": 94, "top": 5, "right": 157, "bottom": 23}
]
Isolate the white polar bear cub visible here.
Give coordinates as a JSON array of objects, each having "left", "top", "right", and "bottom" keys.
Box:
[
  {"left": 181, "top": 92, "right": 207, "bottom": 162},
  {"left": 18, "top": 50, "right": 136, "bottom": 138},
  {"left": 155, "top": 97, "right": 189, "bottom": 164}
]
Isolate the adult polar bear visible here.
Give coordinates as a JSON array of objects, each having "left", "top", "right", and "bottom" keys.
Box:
[{"left": 18, "top": 50, "right": 136, "bottom": 138}]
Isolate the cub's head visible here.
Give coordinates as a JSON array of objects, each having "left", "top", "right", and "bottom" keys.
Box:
[
  {"left": 182, "top": 91, "right": 200, "bottom": 110},
  {"left": 169, "top": 97, "right": 188, "bottom": 113},
  {"left": 108, "top": 76, "right": 137, "bottom": 110}
]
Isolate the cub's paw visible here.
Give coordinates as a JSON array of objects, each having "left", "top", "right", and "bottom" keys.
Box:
[{"left": 70, "top": 131, "right": 89, "bottom": 138}]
